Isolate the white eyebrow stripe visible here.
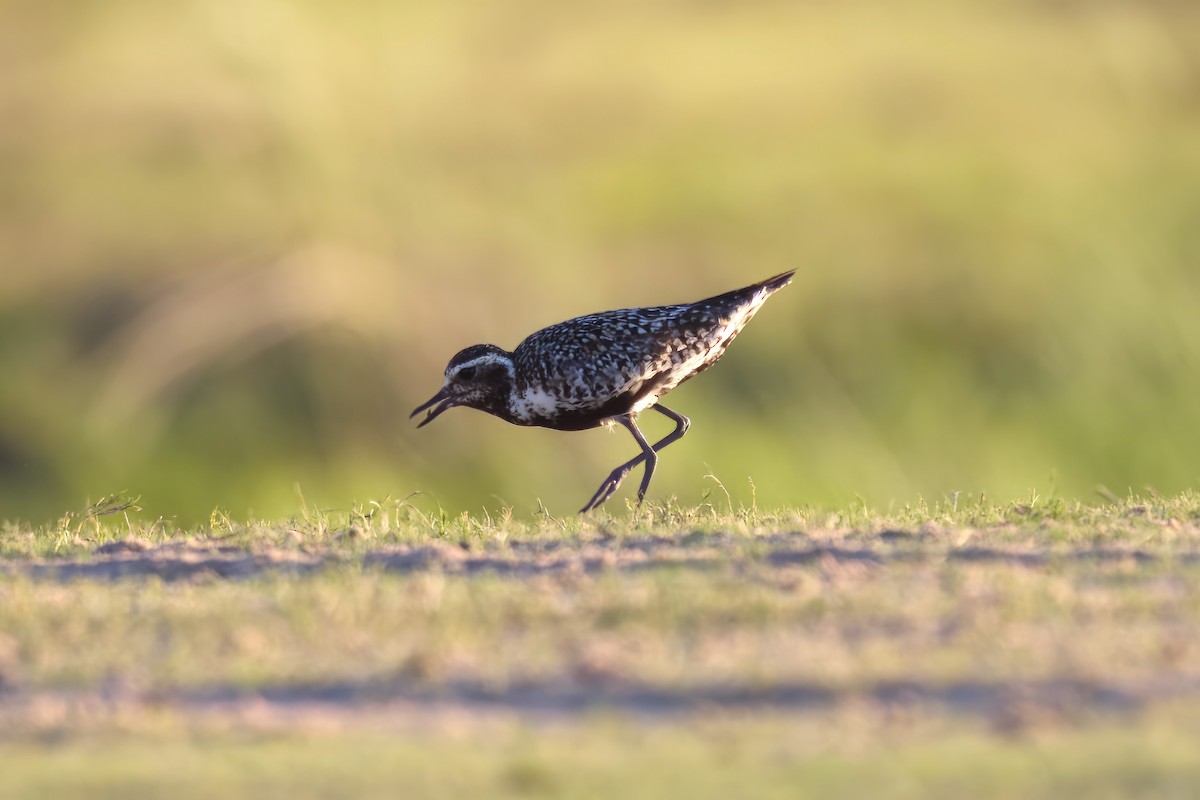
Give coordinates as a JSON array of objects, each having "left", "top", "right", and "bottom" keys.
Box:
[{"left": 447, "top": 353, "right": 515, "bottom": 378}]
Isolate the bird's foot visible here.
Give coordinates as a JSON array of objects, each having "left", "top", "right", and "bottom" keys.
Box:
[{"left": 579, "top": 467, "right": 631, "bottom": 513}]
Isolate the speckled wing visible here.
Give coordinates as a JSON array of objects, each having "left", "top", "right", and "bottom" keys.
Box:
[
  {"left": 514, "top": 303, "right": 711, "bottom": 400},
  {"left": 509, "top": 274, "right": 788, "bottom": 428}
]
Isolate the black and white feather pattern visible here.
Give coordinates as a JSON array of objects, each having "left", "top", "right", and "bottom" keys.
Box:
[
  {"left": 411, "top": 270, "right": 795, "bottom": 510},
  {"left": 506, "top": 270, "right": 794, "bottom": 428}
]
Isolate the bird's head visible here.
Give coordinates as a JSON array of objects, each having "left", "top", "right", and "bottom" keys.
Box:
[{"left": 410, "top": 344, "right": 515, "bottom": 427}]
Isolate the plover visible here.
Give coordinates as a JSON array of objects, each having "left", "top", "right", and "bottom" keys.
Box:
[{"left": 412, "top": 270, "right": 795, "bottom": 511}]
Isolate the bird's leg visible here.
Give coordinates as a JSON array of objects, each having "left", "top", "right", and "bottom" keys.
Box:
[
  {"left": 647, "top": 404, "right": 691, "bottom": 452},
  {"left": 580, "top": 416, "right": 654, "bottom": 513},
  {"left": 627, "top": 417, "right": 659, "bottom": 504},
  {"left": 579, "top": 405, "right": 691, "bottom": 513}
]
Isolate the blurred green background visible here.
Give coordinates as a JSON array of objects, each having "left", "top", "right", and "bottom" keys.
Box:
[{"left": 2, "top": 0, "right": 1198, "bottom": 523}]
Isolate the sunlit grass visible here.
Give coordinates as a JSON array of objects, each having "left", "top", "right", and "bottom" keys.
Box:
[
  {"left": 3, "top": 719, "right": 1200, "bottom": 800},
  {"left": 1, "top": 1, "right": 1199, "bottom": 521},
  {"left": 1, "top": 492, "right": 1198, "bottom": 692},
  {"left": 2, "top": 494, "right": 1200, "bottom": 797}
]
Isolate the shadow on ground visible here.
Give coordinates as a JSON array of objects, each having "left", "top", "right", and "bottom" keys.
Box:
[{"left": 4, "top": 532, "right": 1195, "bottom": 582}]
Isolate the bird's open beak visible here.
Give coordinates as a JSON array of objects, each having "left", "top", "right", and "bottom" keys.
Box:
[{"left": 410, "top": 387, "right": 457, "bottom": 428}]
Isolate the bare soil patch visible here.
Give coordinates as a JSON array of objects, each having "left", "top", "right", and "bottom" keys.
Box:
[{"left": 5, "top": 528, "right": 1195, "bottom": 582}]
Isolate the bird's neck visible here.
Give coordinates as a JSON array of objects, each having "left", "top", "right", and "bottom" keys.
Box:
[{"left": 471, "top": 357, "right": 523, "bottom": 424}]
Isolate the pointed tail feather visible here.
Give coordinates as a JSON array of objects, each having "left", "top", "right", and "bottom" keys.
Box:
[{"left": 758, "top": 269, "right": 796, "bottom": 295}]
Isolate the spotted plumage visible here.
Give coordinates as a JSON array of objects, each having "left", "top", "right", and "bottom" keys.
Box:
[{"left": 412, "top": 270, "right": 795, "bottom": 511}]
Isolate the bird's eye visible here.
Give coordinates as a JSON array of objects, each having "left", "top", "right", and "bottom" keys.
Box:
[{"left": 457, "top": 366, "right": 477, "bottom": 381}]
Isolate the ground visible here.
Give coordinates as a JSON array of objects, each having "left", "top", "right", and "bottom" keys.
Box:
[{"left": 1, "top": 493, "right": 1199, "bottom": 798}]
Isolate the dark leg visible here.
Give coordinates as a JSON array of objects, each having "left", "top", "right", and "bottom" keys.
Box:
[
  {"left": 648, "top": 404, "right": 691, "bottom": 452},
  {"left": 579, "top": 405, "right": 692, "bottom": 513}
]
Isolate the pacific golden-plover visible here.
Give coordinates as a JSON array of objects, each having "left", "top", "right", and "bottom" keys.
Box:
[{"left": 411, "top": 270, "right": 796, "bottom": 511}]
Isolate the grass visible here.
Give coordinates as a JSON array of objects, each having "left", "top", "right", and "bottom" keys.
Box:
[
  {"left": 3, "top": 721, "right": 1200, "bottom": 800},
  {"left": 3, "top": 1, "right": 1200, "bottom": 520},
  {"left": 2, "top": 493, "right": 1200, "bottom": 796}
]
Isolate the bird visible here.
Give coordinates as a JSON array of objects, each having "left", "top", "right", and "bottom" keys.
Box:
[{"left": 411, "top": 270, "right": 796, "bottom": 512}]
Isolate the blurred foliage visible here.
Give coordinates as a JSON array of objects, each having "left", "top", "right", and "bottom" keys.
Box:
[{"left": 1, "top": 0, "right": 1198, "bottom": 523}]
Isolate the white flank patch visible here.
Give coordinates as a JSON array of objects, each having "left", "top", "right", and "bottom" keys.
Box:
[
  {"left": 509, "top": 385, "right": 563, "bottom": 422},
  {"left": 629, "top": 394, "right": 661, "bottom": 415}
]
